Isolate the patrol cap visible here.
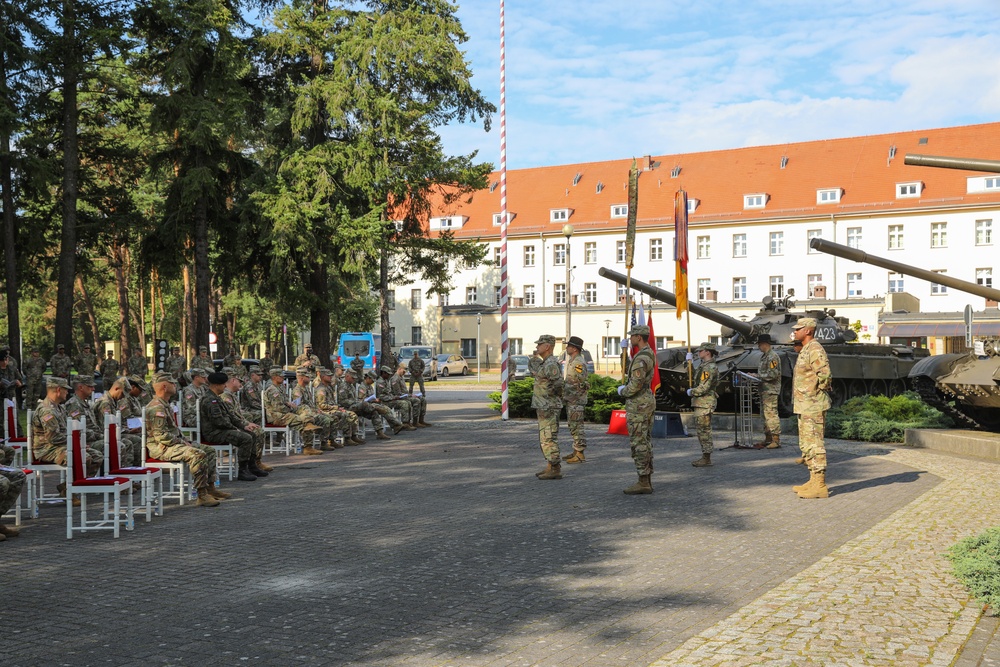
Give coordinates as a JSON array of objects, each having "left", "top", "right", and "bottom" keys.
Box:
[
  {"left": 207, "top": 372, "right": 228, "bottom": 385},
  {"left": 57, "top": 343, "right": 65, "bottom": 350},
  {"left": 82, "top": 343, "right": 91, "bottom": 349},
  {"left": 151, "top": 372, "right": 174, "bottom": 386},
  {"left": 199, "top": 346, "right": 208, "bottom": 352},
  {"left": 31, "top": 347, "right": 40, "bottom": 353},
  {"left": 304, "top": 343, "right": 313, "bottom": 349},
  {"left": 696, "top": 343, "right": 718, "bottom": 355},
  {"left": 567, "top": 335, "right": 584, "bottom": 349},
  {"left": 345, "top": 369, "right": 359, "bottom": 379},
  {"left": 73, "top": 375, "right": 95, "bottom": 387},
  {"left": 295, "top": 368, "right": 310, "bottom": 377},
  {"left": 379, "top": 365, "right": 394, "bottom": 375},
  {"left": 268, "top": 368, "right": 284, "bottom": 378},
  {"left": 628, "top": 324, "right": 650, "bottom": 337},
  {"left": 47, "top": 376, "right": 70, "bottom": 390},
  {"left": 113, "top": 377, "right": 132, "bottom": 392},
  {"left": 756, "top": 334, "right": 773, "bottom": 344},
  {"left": 172, "top": 346, "right": 180, "bottom": 351},
  {"left": 534, "top": 334, "right": 556, "bottom": 345},
  {"left": 319, "top": 366, "right": 333, "bottom": 377},
  {"left": 331, "top": 362, "right": 343, "bottom": 371},
  {"left": 248, "top": 365, "right": 262, "bottom": 375},
  {"left": 364, "top": 371, "right": 377, "bottom": 381},
  {"left": 190, "top": 367, "right": 208, "bottom": 378},
  {"left": 793, "top": 317, "right": 818, "bottom": 331},
  {"left": 221, "top": 366, "right": 237, "bottom": 376}
]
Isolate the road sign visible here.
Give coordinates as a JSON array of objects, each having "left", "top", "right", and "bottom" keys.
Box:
[
  {"left": 964, "top": 304, "right": 974, "bottom": 347},
  {"left": 209, "top": 332, "right": 218, "bottom": 344}
]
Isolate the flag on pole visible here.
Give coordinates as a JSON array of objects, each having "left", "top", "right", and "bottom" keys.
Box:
[
  {"left": 648, "top": 306, "right": 661, "bottom": 393},
  {"left": 627, "top": 300, "right": 637, "bottom": 360},
  {"left": 630, "top": 301, "right": 647, "bottom": 358},
  {"left": 674, "top": 189, "right": 689, "bottom": 320}
]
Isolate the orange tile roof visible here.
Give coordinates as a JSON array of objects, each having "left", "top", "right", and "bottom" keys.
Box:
[{"left": 427, "top": 122, "right": 1000, "bottom": 240}]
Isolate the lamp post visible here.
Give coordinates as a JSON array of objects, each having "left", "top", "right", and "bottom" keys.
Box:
[
  {"left": 563, "top": 224, "right": 574, "bottom": 340},
  {"left": 476, "top": 314, "right": 482, "bottom": 383},
  {"left": 603, "top": 319, "right": 611, "bottom": 374}
]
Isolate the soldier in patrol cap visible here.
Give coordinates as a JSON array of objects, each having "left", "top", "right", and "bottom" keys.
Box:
[
  {"left": 376, "top": 365, "right": 416, "bottom": 428},
  {"left": 687, "top": 342, "right": 719, "bottom": 467},
  {"left": 50, "top": 344, "right": 72, "bottom": 379},
  {"left": 201, "top": 371, "right": 262, "bottom": 481},
  {"left": 32, "top": 377, "right": 103, "bottom": 497},
  {"left": 791, "top": 318, "right": 832, "bottom": 499},
  {"left": 188, "top": 346, "right": 214, "bottom": 373},
  {"left": 618, "top": 324, "right": 656, "bottom": 493},
  {"left": 530, "top": 334, "right": 564, "bottom": 480},
  {"left": 561, "top": 335, "right": 589, "bottom": 464},
  {"left": 753, "top": 334, "right": 782, "bottom": 449},
  {"left": 262, "top": 367, "right": 326, "bottom": 454}
]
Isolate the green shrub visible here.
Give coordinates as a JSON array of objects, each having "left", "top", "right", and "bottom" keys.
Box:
[
  {"left": 487, "top": 373, "right": 625, "bottom": 423},
  {"left": 825, "top": 391, "right": 952, "bottom": 442},
  {"left": 947, "top": 527, "right": 1000, "bottom": 614}
]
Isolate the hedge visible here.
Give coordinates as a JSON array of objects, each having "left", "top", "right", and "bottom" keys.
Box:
[
  {"left": 825, "top": 391, "right": 952, "bottom": 442},
  {"left": 487, "top": 374, "right": 626, "bottom": 423}
]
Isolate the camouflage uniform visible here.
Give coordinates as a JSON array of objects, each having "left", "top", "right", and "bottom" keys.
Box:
[
  {"left": 315, "top": 380, "right": 359, "bottom": 438},
  {"left": 391, "top": 372, "right": 424, "bottom": 425},
  {"left": 376, "top": 372, "right": 412, "bottom": 424},
  {"left": 690, "top": 356, "right": 719, "bottom": 455},
  {"left": 164, "top": 351, "right": 187, "bottom": 380},
  {"left": 188, "top": 351, "right": 215, "bottom": 373},
  {"left": 619, "top": 346, "right": 655, "bottom": 475},
  {"left": 757, "top": 347, "right": 782, "bottom": 444},
  {"left": 262, "top": 379, "right": 323, "bottom": 437},
  {"left": 94, "top": 389, "right": 143, "bottom": 466},
  {"left": 358, "top": 377, "right": 403, "bottom": 432},
  {"left": 0, "top": 463, "right": 26, "bottom": 522},
  {"left": 144, "top": 395, "right": 217, "bottom": 489},
  {"left": 563, "top": 351, "right": 589, "bottom": 454},
  {"left": 74, "top": 350, "right": 97, "bottom": 378},
  {"left": 99, "top": 356, "right": 120, "bottom": 392},
  {"left": 126, "top": 354, "right": 148, "bottom": 379},
  {"left": 407, "top": 355, "right": 426, "bottom": 395},
  {"left": 289, "top": 380, "right": 333, "bottom": 442},
  {"left": 0, "top": 356, "right": 23, "bottom": 405},
  {"left": 64, "top": 393, "right": 106, "bottom": 455},
  {"left": 529, "top": 353, "right": 564, "bottom": 464},
  {"left": 180, "top": 383, "right": 207, "bottom": 428},
  {"left": 793, "top": 339, "right": 832, "bottom": 473},
  {"left": 350, "top": 356, "right": 365, "bottom": 376},
  {"left": 23, "top": 353, "right": 46, "bottom": 407},
  {"left": 201, "top": 389, "right": 255, "bottom": 464},
  {"left": 31, "top": 396, "right": 102, "bottom": 469},
  {"left": 49, "top": 351, "right": 72, "bottom": 379},
  {"left": 295, "top": 351, "right": 321, "bottom": 370},
  {"left": 240, "top": 375, "right": 264, "bottom": 416},
  {"left": 259, "top": 355, "right": 273, "bottom": 375}
]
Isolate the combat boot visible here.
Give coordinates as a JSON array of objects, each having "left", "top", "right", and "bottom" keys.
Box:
[
  {"left": 753, "top": 433, "right": 771, "bottom": 449},
  {"left": 237, "top": 463, "right": 258, "bottom": 482},
  {"left": 0, "top": 522, "right": 21, "bottom": 537},
  {"left": 209, "top": 486, "right": 232, "bottom": 499},
  {"left": 349, "top": 437, "right": 365, "bottom": 445},
  {"left": 792, "top": 469, "right": 815, "bottom": 494},
  {"left": 249, "top": 462, "right": 269, "bottom": 477},
  {"left": 403, "top": 424, "right": 417, "bottom": 431},
  {"left": 376, "top": 430, "right": 392, "bottom": 441},
  {"left": 256, "top": 459, "right": 274, "bottom": 472},
  {"left": 797, "top": 471, "right": 829, "bottom": 498},
  {"left": 766, "top": 434, "right": 781, "bottom": 449},
  {"left": 536, "top": 462, "right": 563, "bottom": 480},
  {"left": 196, "top": 488, "right": 221, "bottom": 507},
  {"left": 418, "top": 419, "right": 432, "bottom": 427},
  {"left": 623, "top": 474, "right": 653, "bottom": 495},
  {"left": 691, "top": 453, "right": 712, "bottom": 467},
  {"left": 302, "top": 445, "right": 324, "bottom": 455},
  {"left": 794, "top": 456, "right": 806, "bottom": 465},
  {"left": 563, "top": 450, "right": 586, "bottom": 464}
]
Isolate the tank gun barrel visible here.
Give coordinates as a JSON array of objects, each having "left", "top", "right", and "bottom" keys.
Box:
[
  {"left": 903, "top": 154, "right": 1000, "bottom": 173},
  {"left": 810, "top": 238, "right": 1000, "bottom": 302},
  {"left": 598, "top": 267, "right": 755, "bottom": 338}
]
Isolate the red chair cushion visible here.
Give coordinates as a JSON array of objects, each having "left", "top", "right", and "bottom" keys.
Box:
[
  {"left": 110, "top": 467, "right": 161, "bottom": 475},
  {"left": 73, "top": 476, "right": 129, "bottom": 487}
]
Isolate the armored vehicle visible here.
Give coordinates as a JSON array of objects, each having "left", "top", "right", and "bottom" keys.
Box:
[{"left": 598, "top": 267, "right": 929, "bottom": 415}]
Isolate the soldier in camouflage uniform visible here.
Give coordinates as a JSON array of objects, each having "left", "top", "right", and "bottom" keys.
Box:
[
  {"left": 146, "top": 373, "right": 226, "bottom": 507},
  {"left": 99, "top": 351, "right": 120, "bottom": 394},
  {"left": 164, "top": 347, "right": 187, "bottom": 381},
  {"left": 561, "top": 336, "right": 589, "bottom": 464},
  {"left": 74, "top": 344, "right": 97, "bottom": 379},
  {"left": 529, "top": 334, "right": 564, "bottom": 480},
  {"left": 0, "top": 349, "right": 23, "bottom": 409},
  {"left": 791, "top": 318, "right": 832, "bottom": 499},
  {"left": 259, "top": 350, "right": 274, "bottom": 375},
  {"left": 0, "top": 461, "right": 25, "bottom": 539},
  {"left": 240, "top": 365, "right": 265, "bottom": 416},
  {"left": 350, "top": 353, "right": 365, "bottom": 377},
  {"left": 201, "top": 371, "right": 262, "bottom": 481},
  {"left": 688, "top": 343, "right": 720, "bottom": 467},
  {"left": 223, "top": 370, "right": 272, "bottom": 471},
  {"left": 180, "top": 368, "right": 209, "bottom": 427},
  {"left": 223, "top": 347, "right": 239, "bottom": 370},
  {"left": 616, "top": 325, "right": 656, "bottom": 493},
  {"left": 295, "top": 343, "right": 321, "bottom": 370},
  {"left": 94, "top": 377, "right": 143, "bottom": 466},
  {"left": 360, "top": 371, "right": 406, "bottom": 435},
  {"left": 50, "top": 344, "right": 72, "bottom": 379},
  {"left": 407, "top": 354, "right": 426, "bottom": 395},
  {"left": 393, "top": 364, "right": 430, "bottom": 427},
  {"left": 24, "top": 348, "right": 46, "bottom": 408},
  {"left": 289, "top": 368, "right": 336, "bottom": 450},
  {"left": 262, "top": 368, "right": 325, "bottom": 455},
  {"left": 126, "top": 349, "right": 148, "bottom": 379},
  {"left": 376, "top": 366, "right": 415, "bottom": 427},
  {"left": 188, "top": 346, "right": 214, "bottom": 373},
  {"left": 31, "top": 377, "right": 102, "bottom": 479},
  {"left": 64, "top": 375, "right": 105, "bottom": 455},
  {"left": 339, "top": 370, "right": 393, "bottom": 441},
  {"left": 314, "top": 366, "right": 358, "bottom": 446},
  {"left": 753, "top": 334, "right": 782, "bottom": 449}
]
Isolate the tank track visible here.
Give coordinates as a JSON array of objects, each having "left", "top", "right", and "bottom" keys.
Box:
[{"left": 910, "top": 374, "right": 983, "bottom": 430}]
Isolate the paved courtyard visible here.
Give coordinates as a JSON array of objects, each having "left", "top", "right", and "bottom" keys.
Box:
[{"left": 3, "top": 389, "right": 996, "bottom": 666}]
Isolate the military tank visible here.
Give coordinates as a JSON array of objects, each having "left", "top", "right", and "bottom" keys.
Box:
[
  {"left": 812, "top": 237, "right": 1000, "bottom": 431},
  {"left": 598, "top": 267, "right": 929, "bottom": 416}
]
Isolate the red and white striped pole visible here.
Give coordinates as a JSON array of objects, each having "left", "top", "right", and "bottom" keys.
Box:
[{"left": 499, "top": 0, "right": 510, "bottom": 421}]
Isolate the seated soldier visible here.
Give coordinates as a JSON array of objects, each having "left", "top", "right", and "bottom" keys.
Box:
[
  {"left": 262, "top": 368, "right": 325, "bottom": 455},
  {"left": 180, "top": 368, "right": 208, "bottom": 426},
  {"left": 315, "top": 366, "right": 362, "bottom": 446},
  {"left": 31, "top": 377, "right": 103, "bottom": 500},
  {"left": 64, "top": 375, "right": 106, "bottom": 454},
  {"left": 360, "top": 370, "right": 406, "bottom": 435},
  {"left": 201, "top": 371, "right": 262, "bottom": 481},
  {"left": 239, "top": 365, "right": 264, "bottom": 416},
  {"left": 376, "top": 366, "right": 417, "bottom": 429},
  {"left": 0, "top": 462, "right": 25, "bottom": 540},
  {"left": 145, "top": 372, "right": 227, "bottom": 507},
  {"left": 289, "top": 368, "right": 335, "bottom": 450},
  {"left": 222, "top": 370, "right": 271, "bottom": 472},
  {"left": 394, "top": 364, "right": 431, "bottom": 427},
  {"left": 95, "top": 377, "right": 143, "bottom": 466}
]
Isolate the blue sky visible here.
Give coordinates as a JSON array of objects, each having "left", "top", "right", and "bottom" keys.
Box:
[{"left": 439, "top": 0, "right": 1000, "bottom": 170}]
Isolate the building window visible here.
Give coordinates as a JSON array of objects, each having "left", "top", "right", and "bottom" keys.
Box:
[
  {"left": 888, "top": 273, "right": 904, "bottom": 293},
  {"left": 733, "top": 277, "right": 747, "bottom": 301},
  {"left": 617, "top": 284, "right": 628, "bottom": 303},
  {"left": 696, "top": 235, "right": 710, "bottom": 259},
  {"left": 439, "top": 217, "right": 453, "bottom": 229},
  {"left": 604, "top": 337, "right": 622, "bottom": 357},
  {"left": 808, "top": 274, "right": 823, "bottom": 297},
  {"left": 510, "top": 338, "right": 523, "bottom": 355},
  {"left": 655, "top": 336, "right": 673, "bottom": 349},
  {"left": 649, "top": 280, "right": 662, "bottom": 288},
  {"left": 931, "top": 270, "right": 948, "bottom": 295},
  {"left": 976, "top": 219, "right": 993, "bottom": 246},
  {"left": 817, "top": 188, "right": 841, "bottom": 204},
  {"left": 494, "top": 285, "right": 501, "bottom": 306},
  {"left": 744, "top": 193, "right": 767, "bottom": 209},
  {"left": 584, "top": 283, "right": 597, "bottom": 304},
  {"left": 584, "top": 241, "right": 597, "bottom": 264},
  {"left": 847, "top": 227, "right": 862, "bottom": 249},
  {"left": 611, "top": 204, "right": 628, "bottom": 218},
  {"left": 554, "top": 284, "right": 566, "bottom": 306},
  {"left": 550, "top": 208, "right": 570, "bottom": 222},
  {"left": 410, "top": 289, "right": 422, "bottom": 309},
  {"left": 888, "top": 225, "right": 904, "bottom": 249},
  {"left": 411, "top": 326, "right": 423, "bottom": 345},
  {"left": 492, "top": 213, "right": 503, "bottom": 226},
  {"left": 732, "top": 234, "right": 747, "bottom": 258},
  {"left": 439, "top": 292, "right": 449, "bottom": 307},
  {"left": 386, "top": 289, "right": 395, "bottom": 310},
  {"left": 897, "top": 181, "right": 922, "bottom": 198},
  {"left": 847, "top": 272, "right": 862, "bottom": 298},
  {"left": 466, "top": 286, "right": 477, "bottom": 304},
  {"left": 523, "top": 285, "right": 535, "bottom": 306},
  {"left": 461, "top": 338, "right": 476, "bottom": 359},
  {"left": 493, "top": 247, "right": 501, "bottom": 264},
  {"left": 769, "top": 232, "right": 783, "bottom": 256},
  {"left": 553, "top": 243, "right": 566, "bottom": 266},
  {"left": 687, "top": 198, "right": 699, "bottom": 213},
  {"left": 650, "top": 238, "right": 663, "bottom": 261},
  {"left": 697, "top": 279, "right": 711, "bottom": 301},
  {"left": 931, "top": 222, "right": 947, "bottom": 248},
  {"left": 523, "top": 245, "right": 535, "bottom": 267},
  {"left": 770, "top": 276, "right": 784, "bottom": 299},
  {"left": 616, "top": 240, "right": 626, "bottom": 263},
  {"left": 807, "top": 229, "right": 822, "bottom": 253},
  {"left": 977, "top": 268, "right": 993, "bottom": 288}
]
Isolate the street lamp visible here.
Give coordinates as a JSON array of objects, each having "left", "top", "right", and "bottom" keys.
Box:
[
  {"left": 476, "top": 314, "right": 482, "bottom": 383},
  {"left": 603, "top": 319, "right": 611, "bottom": 373},
  {"left": 563, "top": 224, "right": 574, "bottom": 340}
]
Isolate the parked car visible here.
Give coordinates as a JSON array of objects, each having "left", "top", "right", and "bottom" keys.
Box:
[
  {"left": 397, "top": 345, "right": 437, "bottom": 381},
  {"left": 436, "top": 354, "right": 470, "bottom": 377},
  {"left": 559, "top": 349, "right": 596, "bottom": 374},
  {"left": 511, "top": 354, "right": 532, "bottom": 380}
]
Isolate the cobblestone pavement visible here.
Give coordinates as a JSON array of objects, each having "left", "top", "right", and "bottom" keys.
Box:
[{"left": 1, "top": 392, "right": 983, "bottom": 666}]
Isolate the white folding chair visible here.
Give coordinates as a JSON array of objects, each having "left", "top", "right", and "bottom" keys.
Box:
[
  {"left": 142, "top": 407, "right": 192, "bottom": 505},
  {"left": 261, "top": 394, "right": 296, "bottom": 456},
  {"left": 65, "top": 418, "right": 134, "bottom": 539},
  {"left": 4, "top": 399, "right": 29, "bottom": 463},
  {"left": 104, "top": 412, "right": 163, "bottom": 522},
  {"left": 194, "top": 399, "right": 237, "bottom": 481},
  {"left": 24, "top": 410, "right": 69, "bottom": 515}
]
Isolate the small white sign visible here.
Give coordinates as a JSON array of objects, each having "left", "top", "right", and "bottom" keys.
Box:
[
  {"left": 126, "top": 417, "right": 142, "bottom": 430},
  {"left": 975, "top": 341, "right": 986, "bottom": 356}
]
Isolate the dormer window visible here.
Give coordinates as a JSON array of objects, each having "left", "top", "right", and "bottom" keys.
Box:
[
  {"left": 897, "top": 181, "right": 922, "bottom": 198},
  {"left": 687, "top": 198, "right": 699, "bottom": 213},
  {"left": 610, "top": 204, "right": 628, "bottom": 219},
  {"left": 429, "top": 215, "right": 467, "bottom": 230},
  {"left": 744, "top": 193, "right": 767, "bottom": 209},
  {"left": 968, "top": 176, "right": 1000, "bottom": 194},
  {"left": 550, "top": 208, "right": 571, "bottom": 222},
  {"left": 439, "top": 217, "right": 453, "bottom": 228},
  {"left": 816, "top": 188, "right": 841, "bottom": 204}
]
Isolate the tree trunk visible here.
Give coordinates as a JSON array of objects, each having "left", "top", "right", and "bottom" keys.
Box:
[
  {"left": 156, "top": 275, "right": 167, "bottom": 336},
  {"left": 75, "top": 274, "right": 100, "bottom": 350},
  {"left": 149, "top": 271, "right": 156, "bottom": 343},
  {"left": 137, "top": 271, "right": 147, "bottom": 354},
  {"left": 379, "top": 236, "right": 392, "bottom": 361},
  {"left": 0, "top": 65, "right": 20, "bottom": 365},
  {"left": 111, "top": 244, "right": 131, "bottom": 354},
  {"left": 309, "top": 262, "right": 330, "bottom": 366},
  {"left": 193, "top": 195, "right": 210, "bottom": 351},
  {"left": 183, "top": 261, "right": 193, "bottom": 359},
  {"left": 54, "top": 0, "right": 79, "bottom": 349}
]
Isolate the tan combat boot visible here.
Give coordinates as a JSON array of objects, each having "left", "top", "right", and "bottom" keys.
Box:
[
  {"left": 349, "top": 437, "right": 365, "bottom": 445},
  {"left": 794, "top": 456, "right": 806, "bottom": 465},
  {"left": 753, "top": 433, "right": 771, "bottom": 449},
  {"left": 418, "top": 419, "right": 432, "bottom": 427},
  {"left": 209, "top": 486, "right": 232, "bottom": 499},
  {"left": 797, "top": 470, "right": 829, "bottom": 498},
  {"left": 197, "top": 488, "right": 221, "bottom": 507},
  {"left": 256, "top": 459, "right": 275, "bottom": 472},
  {"left": 691, "top": 453, "right": 712, "bottom": 467},
  {"left": 792, "top": 469, "right": 816, "bottom": 494},
  {"left": 623, "top": 474, "right": 653, "bottom": 495},
  {"left": 536, "top": 462, "right": 563, "bottom": 480},
  {"left": 0, "top": 522, "right": 21, "bottom": 537},
  {"left": 766, "top": 434, "right": 781, "bottom": 449},
  {"left": 404, "top": 424, "right": 417, "bottom": 431},
  {"left": 563, "top": 450, "right": 586, "bottom": 464},
  {"left": 302, "top": 445, "right": 325, "bottom": 455},
  {"left": 376, "top": 431, "right": 392, "bottom": 441}
]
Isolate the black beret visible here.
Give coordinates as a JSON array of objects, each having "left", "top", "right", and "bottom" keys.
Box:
[{"left": 207, "top": 372, "right": 228, "bottom": 385}]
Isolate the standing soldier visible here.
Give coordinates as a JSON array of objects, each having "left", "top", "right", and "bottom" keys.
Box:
[
  {"left": 223, "top": 346, "right": 239, "bottom": 370},
  {"left": 561, "top": 336, "right": 589, "bottom": 465},
  {"left": 617, "top": 325, "right": 656, "bottom": 493},
  {"left": 262, "top": 367, "right": 325, "bottom": 455},
  {"left": 74, "top": 343, "right": 97, "bottom": 379},
  {"left": 529, "top": 334, "right": 564, "bottom": 480},
  {"left": 295, "top": 343, "right": 321, "bottom": 370},
  {"left": 164, "top": 346, "right": 187, "bottom": 380},
  {"left": 350, "top": 352, "right": 365, "bottom": 377},
  {"left": 23, "top": 348, "right": 46, "bottom": 408},
  {"left": 791, "top": 318, "right": 833, "bottom": 499},
  {"left": 259, "top": 349, "right": 274, "bottom": 375},
  {"left": 688, "top": 343, "right": 720, "bottom": 467},
  {"left": 201, "top": 371, "right": 262, "bottom": 481},
  {"left": 754, "top": 334, "right": 782, "bottom": 449},
  {"left": 99, "top": 350, "right": 120, "bottom": 392},
  {"left": 393, "top": 364, "right": 430, "bottom": 427},
  {"left": 50, "top": 344, "right": 72, "bottom": 379},
  {"left": 180, "top": 368, "right": 209, "bottom": 427},
  {"left": 145, "top": 372, "right": 227, "bottom": 507},
  {"left": 407, "top": 353, "right": 426, "bottom": 396},
  {"left": 189, "top": 346, "right": 214, "bottom": 373},
  {"left": 126, "top": 348, "right": 148, "bottom": 379},
  {"left": 230, "top": 350, "right": 247, "bottom": 380}
]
